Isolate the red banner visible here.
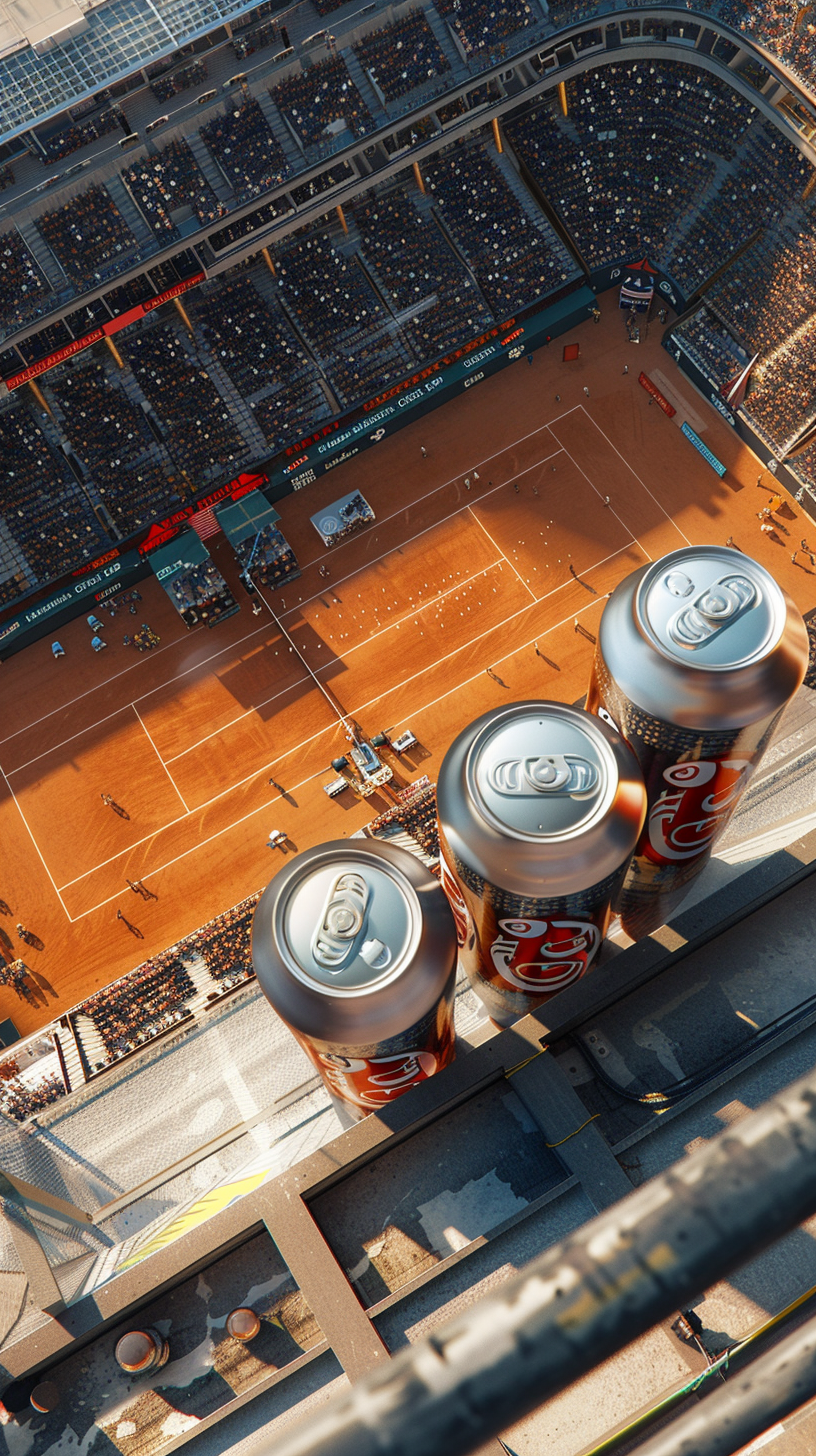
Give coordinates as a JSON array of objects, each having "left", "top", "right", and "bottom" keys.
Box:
[
  {"left": 638, "top": 371, "right": 676, "bottom": 417},
  {"left": 4, "top": 272, "right": 206, "bottom": 390}
]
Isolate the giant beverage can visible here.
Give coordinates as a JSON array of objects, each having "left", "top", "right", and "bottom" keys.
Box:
[
  {"left": 436, "top": 701, "right": 647, "bottom": 1025},
  {"left": 586, "top": 546, "right": 808, "bottom": 939},
  {"left": 251, "top": 839, "right": 457, "bottom": 1121}
]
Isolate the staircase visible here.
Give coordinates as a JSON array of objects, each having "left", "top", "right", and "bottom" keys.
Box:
[
  {"left": 15, "top": 216, "right": 71, "bottom": 291},
  {"left": 341, "top": 48, "right": 390, "bottom": 124},
  {"left": 423, "top": 2, "right": 467, "bottom": 74},
  {"left": 73, "top": 1011, "right": 108, "bottom": 1076},
  {"left": 186, "top": 131, "right": 237, "bottom": 207},
  {"left": 256, "top": 91, "right": 306, "bottom": 173},
  {"left": 105, "top": 176, "right": 159, "bottom": 253},
  {"left": 56, "top": 1018, "right": 86, "bottom": 1092},
  {"left": 180, "top": 951, "right": 220, "bottom": 1013}
]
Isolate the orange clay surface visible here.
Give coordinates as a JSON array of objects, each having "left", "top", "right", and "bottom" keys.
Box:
[{"left": 2, "top": 292, "right": 814, "bottom": 1034}]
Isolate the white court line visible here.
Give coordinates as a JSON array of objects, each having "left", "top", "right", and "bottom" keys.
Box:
[
  {"left": 0, "top": 617, "right": 273, "bottom": 748},
  {"left": 466, "top": 510, "right": 537, "bottom": 602},
  {"left": 132, "top": 705, "right": 189, "bottom": 814},
  {"left": 163, "top": 671, "right": 312, "bottom": 765},
  {"left": 557, "top": 444, "right": 653, "bottom": 564},
  {"left": 346, "top": 543, "right": 632, "bottom": 722},
  {"left": 63, "top": 762, "right": 331, "bottom": 920},
  {"left": 304, "top": 557, "right": 506, "bottom": 663},
  {"left": 0, "top": 415, "right": 575, "bottom": 754},
  {"left": 6, "top": 450, "right": 563, "bottom": 777},
  {"left": 0, "top": 760, "right": 70, "bottom": 917},
  {"left": 56, "top": 539, "right": 640, "bottom": 902},
  {"left": 278, "top": 448, "right": 564, "bottom": 623},
  {"left": 55, "top": 704, "right": 343, "bottom": 893},
  {"left": 61, "top": 584, "right": 614, "bottom": 922},
  {"left": 559, "top": 409, "right": 693, "bottom": 548}
]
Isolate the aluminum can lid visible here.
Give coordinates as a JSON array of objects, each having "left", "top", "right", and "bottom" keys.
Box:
[
  {"left": 252, "top": 840, "right": 457, "bottom": 1046},
  {"left": 599, "top": 547, "right": 807, "bottom": 730},
  {"left": 467, "top": 705, "right": 613, "bottom": 841},
  {"left": 437, "top": 702, "right": 647, "bottom": 899},
  {"left": 636, "top": 549, "right": 783, "bottom": 670}
]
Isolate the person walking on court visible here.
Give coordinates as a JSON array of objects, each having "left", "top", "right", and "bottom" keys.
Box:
[
  {"left": 513, "top": 483, "right": 520, "bottom": 494},
  {"left": 623, "top": 365, "right": 629, "bottom": 374},
  {"left": 464, "top": 478, "right": 471, "bottom": 491},
  {"left": 583, "top": 386, "right": 590, "bottom": 396},
  {"left": 555, "top": 394, "right": 561, "bottom": 402},
  {"left": 101, "top": 792, "right": 113, "bottom": 806},
  {"left": 420, "top": 446, "right": 427, "bottom": 458},
  {"left": 269, "top": 778, "right": 284, "bottom": 792},
  {"left": 527, "top": 353, "right": 534, "bottom": 366},
  {"left": 603, "top": 495, "right": 610, "bottom": 507}
]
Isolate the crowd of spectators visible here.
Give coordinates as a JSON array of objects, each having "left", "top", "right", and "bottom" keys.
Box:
[
  {"left": 0, "top": 163, "right": 13, "bottom": 192},
  {"left": 353, "top": 183, "right": 492, "bottom": 360},
  {"left": 208, "top": 196, "right": 292, "bottom": 252},
  {"left": 353, "top": 11, "right": 450, "bottom": 107},
  {"left": 672, "top": 308, "right": 746, "bottom": 390},
  {"left": 150, "top": 58, "right": 208, "bottom": 102},
  {"left": 81, "top": 954, "right": 196, "bottom": 1065},
  {"left": 0, "top": 228, "right": 51, "bottom": 338},
  {"left": 184, "top": 901, "right": 255, "bottom": 987},
  {"left": 37, "top": 184, "right": 141, "bottom": 289},
  {"left": 506, "top": 60, "right": 752, "bottom": 272},
  {"left": 434, "top": 0, "right": 538, "bottom": 60},
  {"left": 123, "top": 324, "right": 248, "bottom": 483},
  {"left": 45, "top": 358, "right": 179, "bottom": 534},
  {"left": 274, "top": 230, "right": 408, "bottom": 406},
  {"left": 272, "top": 57, "right": 372, "bottom": 151},
  {"left": 167, "top": 558, "right": 238, "bottom": 626},
  {"left": 123, "top": 138, "right": 228, "bottom": 239},
  {"left": 0, "top": 402, "right": 106, "bottom": 606},
  {"left": 666, "top": 129, "right": 810, "bottom": 295},
  {"left": 742, "top": 330, "right": 816, "bottom": 453},
  {"left": 370, "top": 775, "right": 439, "bottom": 859},
  {"left": 39, "top": 108, "right": 120, "bottom": 163},
  {"left": 0, "top": 1071, "right": 66, "bottom": 1121},
  {"left": 237, "top": 523, "right": 301, "bottom": 590},
  {"left": 708, "top": 224, "right": 816, "bottom": 357},
  {"left": 200, "top": 98, "right": 289, "bottom": 204},
  {"left": 192, "top": 272, "right": 329, "bottom": 450},
  {"left": 290, "top": 159, "right": 354, "bottom": 207},
  {"left": 425, "top": 140, "right": 575, "bottom": 315}
]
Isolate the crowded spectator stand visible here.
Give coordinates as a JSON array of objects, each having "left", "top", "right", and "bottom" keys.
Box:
[
  {"left": 272, "top": 56, "right": 372, "bottom": 153},
  {"left": 36, "top": 184, "right": 143, "bottom": 290},
  {"left": 123, "top": 139, "right": 228, "bottom": 240},
  {"left": 149, "top": 532, "right": 239, "bottom": 628},
  {"left": 200, "top": 97, "right": 289, "bottom": 204},
  {"left": 149, "top": 58, "right": 208, "bottom": 103},
  {"left": 352, "top": 11, "right": 450, "bottom": 108},
  {"left": 77, "top": 956, "right": 197, "bottom": 1072},
  {"left": 367, "top": 774, "right": 441, "bottom": 868},
  {"left": 216, "top": 494, "right": 302, "bottom": 593},
  {"left": 311, "top": 489, "right": 375, "bottom": 546}
]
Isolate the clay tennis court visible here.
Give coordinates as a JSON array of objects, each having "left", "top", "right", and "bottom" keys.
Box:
[{"left": 2, "top": 297, "right": 813, "bottom": 1034}]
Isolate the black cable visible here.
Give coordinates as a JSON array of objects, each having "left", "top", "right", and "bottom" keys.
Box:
[{"left": 574, "top": 991, "right": 816, "bottom": 1108}]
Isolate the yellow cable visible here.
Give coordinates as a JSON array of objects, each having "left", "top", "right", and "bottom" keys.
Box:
[{"left": 546, "top": 1113, "right": 601, "bottom": 1148}]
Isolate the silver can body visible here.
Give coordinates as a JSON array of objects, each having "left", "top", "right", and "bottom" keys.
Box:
[
  {"left": 586, "top": 547, "right": 808, "bottom": 938},
  {"left": 251, "top": 840, "right": 457, "bottom": 1120},
  {"left": 436, "top": 701, "right": 647, "bottom": 1025}
]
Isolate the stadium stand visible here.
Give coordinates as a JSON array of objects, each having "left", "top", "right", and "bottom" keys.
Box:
[
  {"left": 271, "top": 56, "right": 372, "bottom": 151},
  {"left": 122, "top": 324, "right": 248, "bottom": 483},
  {"left": 149, "top": 58, "right": 208, "bottom": 102},
  {"left": 273, "top": 228, "right": 409, "bottom": 407},
  {"left": 43, "top": 358, "right": 182, "bottom": 533},
  {"left": 39, "top": 108, "right": 121, "bottom": 164},
  {"left": 199, "top": 97, "right": 289, "bottom": 203},
  {"left": 36, "top": 184, "right": 142, "bottom": 289},
  {"left": 190, "top": 272, "right": 330, "bottom": 451},
  {"left": 353, "top": 182, "right": 493, "bottom": 359},
  {"left": 425, "top": 139, "right": 576, "bottom": 314},
  {"left": 433, "top": 0, "right": 539, "bottom": 60},
  {"left": 0, "top": 403, "right": 107, "bottom": 605},
  {"left": 0, "top": 228, "right": 52, "bottom": 338},
  {"left": 352, "top": 11, "right": 450, "bottom": 106},
  {"left": 123, "top": 139, "right": 229, "bottom": 239}
]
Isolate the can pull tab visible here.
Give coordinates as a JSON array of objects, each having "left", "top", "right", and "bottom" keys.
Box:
[
  {"left": 360, "top": 937, "right": 391, "bottom": 969},
  {"left": 669, "top": 574, "right": 756, "bottom": 649},
  {"left": 311, "top": 872, "right": 370, "bottom": 973}
]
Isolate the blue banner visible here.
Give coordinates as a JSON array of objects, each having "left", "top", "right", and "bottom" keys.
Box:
[{"left": 680, "top": 421, "right": 727, "bottom": 478}]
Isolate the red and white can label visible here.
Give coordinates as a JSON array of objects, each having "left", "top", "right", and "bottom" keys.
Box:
[
  {"left": 644, "top": 757, "right": 752, "bottom": 866},
  {"left": 315, "top": 1048, "right": 440, "bottom": 1109},
  {"left": 489, "top": 916, "right": 600, "bottom": 993}
]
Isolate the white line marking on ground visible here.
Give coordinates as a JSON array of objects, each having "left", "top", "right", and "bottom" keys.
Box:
[
  {"left": 561, "top": 409, "right": 693, "bottom": 547},
  {"left": 466, "top": 510, "right": 538, "bottom": 601},
  {"left": 0, "top": 760, "right": 70, "bottom": 917},
  {"left": 132, "top": 705, "right": 190, "bottom": 813}
]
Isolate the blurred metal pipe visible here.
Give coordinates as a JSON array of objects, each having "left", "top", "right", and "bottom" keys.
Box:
[
  {"left": 266, "top": 1067, "right": 816, "bottom": 1456},
  {"left": 634, "top": 1307, "right": 816, "bottom": 1456}
]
